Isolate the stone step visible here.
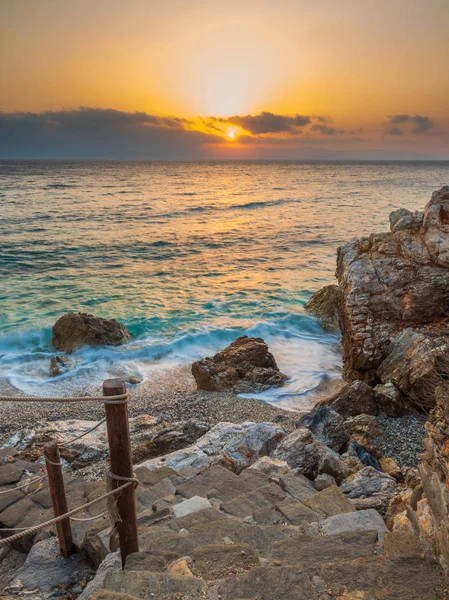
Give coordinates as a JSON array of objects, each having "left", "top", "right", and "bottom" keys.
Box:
[
  {"left": 215, "top": 565, "right": 319, "bottom": 600},
  {"left": 190, "top": 543, "right": 260, "bottom": 580},
  {"left": 139, "top": 518, "right": 300, "bottom": 558},
  {"left": 270, "top": 530, "right": 379, "bottom": 567},
  {"left": 89, "top": 592, "right": 141, "bottom": 600},
  {"left": 319, "top": 555, "right": 448, "bottom": 599},
  {"left": 302, "top": 485, "right": 356, "bottom": 517},
  {"left": 124, "top": 550, "right": 181, "bottom": 572},
  {"left": 102, "top": 569, "right": 207, "bottom": 599}
]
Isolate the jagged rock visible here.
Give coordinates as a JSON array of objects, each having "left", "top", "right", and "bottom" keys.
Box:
[
  {"left": 49, "top": 354, "right": 74, "bottom": 377},
  {"left": 191, "top": 335, "right": 288, "bottom": 393},
  {"left": 377, "top": 327, "right": 449, "bottom": 407},
  {"left": 305, "top": 284, "right": 341, "bottom": 331},
  {"left": 324, "top": 380, "right": 378, "bottom": 418},
  {"left": 348, "top": 440, "right": 382, "bottom": 470},
  {"left": 314, "top": 473, "right": 336, "bottom": 491},
  {"left": 344, "top": 414, "right": 382, "bottom": 456},
  {"left": 341, "top": 466, "right": 398, "bottom": 513},
  {"left": 9, "top": 537, "right": 94, "bottom": 594},
  {"left": 298, "top": 406, "right": 348, "bottom": 452},
  {"left": 380, "top": 457, "right": 402, "bottom": 481},
  {"left": 373, "top": 382, "right": 405, "bottom": 417},
  {"left": 52, "top": 312, "right": 132, "bottom": 353},
  {"left": 337, "top": 187, "right": 449, "bottom": 385},
  {"left": 6, "top": 416, "right": 209, "bottom": 469},
  {"left": 273, "top": 427, "right": 347, "bottom": 482},
  {"left": 220, "top": 422, "right": 285, "bottom": 473},
  {"left": 248, "top": 456, "right": 290, "bottom": 478},
  {"left": 141, "top": 422, "right": 264, "bottom": 473}
]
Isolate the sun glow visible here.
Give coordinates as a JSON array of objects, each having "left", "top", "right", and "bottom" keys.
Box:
[{"left": 227, "top": 129, "right": 236, "bottom": 140}]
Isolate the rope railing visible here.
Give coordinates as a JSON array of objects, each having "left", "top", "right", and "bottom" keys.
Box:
[
  {"left": 0, "top": 478, "right": 136, "bottom": 546},
  {"left": 0, "top": 393, "right": 128, "bottom": 404},
  {"left": 0, "top": 380, "right": 139, "bottom": 564}
]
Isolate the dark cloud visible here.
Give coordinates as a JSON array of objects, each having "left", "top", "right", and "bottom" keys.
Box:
[
  {"left": 311, "top": 124, "right": 345, "bottom": 136},
  {"left": 0, "top": 108, "right": 218, "bottom": 159},
  {"left": 219, "top": 111, "right": 312, "bottom": 135},
  {"left": 385, "top": 114, "right": 437, "bottom": 135}
]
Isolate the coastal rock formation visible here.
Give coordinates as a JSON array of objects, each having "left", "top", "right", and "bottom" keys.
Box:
[
  {"left": 52, "top": 312, "right": 132, "bottom": 353},
  {"left": 191, "top": 335, "right": 288, "bottom": 393},
  {"left": 336, "top": 186, "right": 449, "bottom": 391},
  {"left": 322, "top": 380, "right": 378, "bottom": 418},
  {"left": 305, "top": 284, "right": 341, "bottom": 331}
]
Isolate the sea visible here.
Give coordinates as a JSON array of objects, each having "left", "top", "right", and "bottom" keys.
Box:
[{"left": 1, "top": 160, "right": 448, "bottom": 410}]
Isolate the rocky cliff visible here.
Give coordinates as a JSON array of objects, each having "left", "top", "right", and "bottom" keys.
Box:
[{"left": 336, "top": 186, "right": 449, "bottom": 405}]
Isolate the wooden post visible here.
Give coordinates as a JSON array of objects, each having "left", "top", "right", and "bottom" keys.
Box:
[
  {"left": 43, "top": 441, "right": 74, "bottom": 558},
  {"left": 103, "top": 379, "right": 139, "bottom": 567}
]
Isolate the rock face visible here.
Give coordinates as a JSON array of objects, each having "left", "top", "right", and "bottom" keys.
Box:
[
  {"left": 336, "top": 186, "right": 449, "bottom": 393},
  {"left": 52, "top": 312, "right": 132, "bottom": 353},
  {"left": 191, "top": 336, "right": 288, "bottom": 393},
  {"left": 305, "top": 284, "right": 341, "bottom": 331},
  {"left": 323, "top": 380, "right": 378, "bottom": 418}
]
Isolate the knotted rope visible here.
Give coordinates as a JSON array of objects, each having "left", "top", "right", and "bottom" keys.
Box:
[
  {"left": 0, "top": 394, "right": 128, "bottom": 403},
  {"left": 0, "top": 478, "right": 136, "bottom": 546}
]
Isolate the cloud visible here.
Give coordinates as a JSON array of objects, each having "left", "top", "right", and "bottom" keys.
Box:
[
  {"left": 219, "top": 111, "right": 312, "bottom": 135},
  {"left": 0, "top": 108, "right": 219, "bottom": 159},
  {"left": 0, "top": 107, "right": 446, "bottom": 159},
  {"left": 385, "top": 114, "right": 438, "bottom": 136},
  {"left": 310, "top": 124, "right": 345, "bottom": 136}
]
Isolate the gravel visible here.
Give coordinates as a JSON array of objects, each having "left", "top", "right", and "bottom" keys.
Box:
[
  {"left": 374, "top": 409, "right": 428, "bottom": 467},
  {"left": 0, "top": 366, "right": 295, "bottom": 444}
]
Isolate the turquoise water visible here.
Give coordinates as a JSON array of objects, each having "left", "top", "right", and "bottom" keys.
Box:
[{"left": 1, "top": 160, "right": 448, "bottom": 407}]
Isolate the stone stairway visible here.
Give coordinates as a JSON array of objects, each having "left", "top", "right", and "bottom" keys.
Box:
[{"left": 79, "top": 464, "right": 448, "bottom": 600}]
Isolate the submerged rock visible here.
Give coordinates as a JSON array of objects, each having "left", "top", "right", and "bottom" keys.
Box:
[
  {"left": 305, "top": 284, "right": 341, "bottom": 331},
  {"left": 49, "top": 354, "right": 74, "bottom": 377},
  {"left": 336, "top": 186, "right": 449, "bottom": 386},
  {"left": 191, "top": 335, "right": 288, "bottom": 393},
  {"left": 52, "top": 312, "right": 132, "bottom": 353}
]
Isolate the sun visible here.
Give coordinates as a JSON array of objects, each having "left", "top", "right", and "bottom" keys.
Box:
[{"left": 227, "top": 129, "right": 236, "bottom": 140}]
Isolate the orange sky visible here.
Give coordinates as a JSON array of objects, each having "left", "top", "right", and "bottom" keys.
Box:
[{"left": 1, "top": 0, "right": 448, "bottom": 159}]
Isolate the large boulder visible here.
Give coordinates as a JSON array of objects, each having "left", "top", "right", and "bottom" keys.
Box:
[
  {"left": 373, "top": 382, "right": 404, "bottom": 417},
  {"left": 336, "top": 187, "right": 449, "bottom": 385},
  {"left": 377, "top": 326, "right": 449, "bottom": 408},
  {"left": 52, "top": 312, "right": 132, "bottom": 353},
  {"left": 340, "top": 466, "right": 398, "bottom": 514},
  {"left": 273, "top": 427, "right": 348, "bottom": 482},
  {"left": 297, "top": 405, "right": 349, "bottom": 452},
  {"left": 191, "top": 336, "right": 288, "bottom": 393},
  {"left": 305, "top": 284, "right": 341, "bottom": 331},
  {"left": 220, "top": 422, "right": 285, "bottom": 473},
  {"left": 323, "top": 380, "right": 378, "bottom": 418}
]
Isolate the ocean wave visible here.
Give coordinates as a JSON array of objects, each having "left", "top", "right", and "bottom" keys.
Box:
[
  {"left": 0, "top": 314, "right": 342, "bottom": 409},
  {"left": 229, "top": 198, "right": 296, "bottom": 210},
  {"left": 44, "top": 183, "right": 78, "bottom": 189}
]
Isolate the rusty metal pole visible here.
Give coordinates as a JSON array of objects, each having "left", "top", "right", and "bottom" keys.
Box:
[
  {"left": 103, "top": 379, "right": 139, "bottom": 567},
  {"left": 43, "top": 441, "right": 74, "bottom": 558}
]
